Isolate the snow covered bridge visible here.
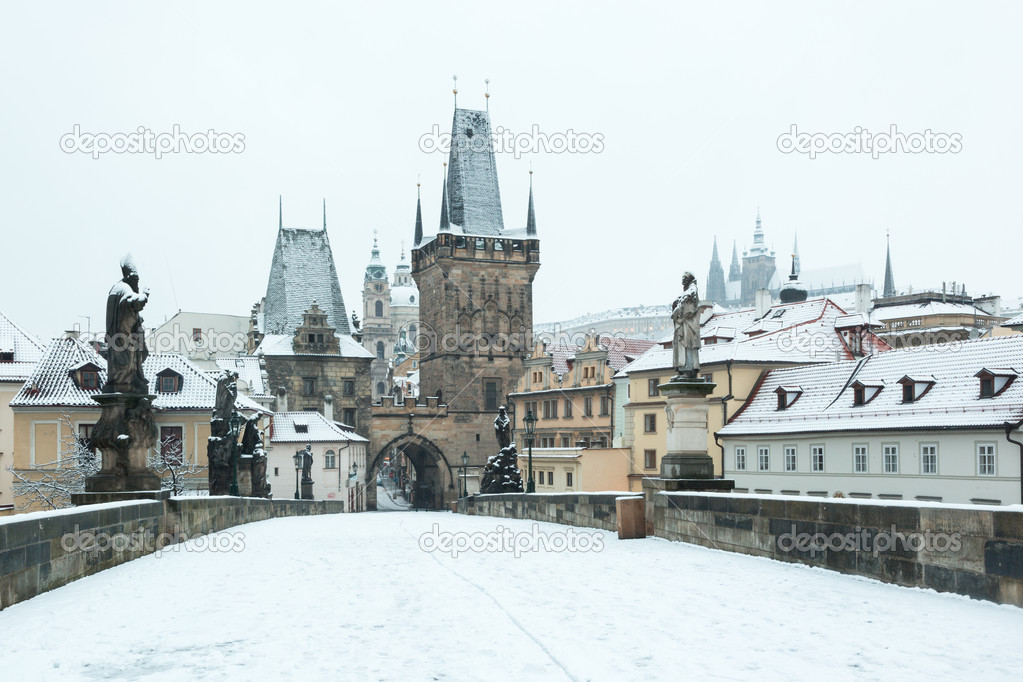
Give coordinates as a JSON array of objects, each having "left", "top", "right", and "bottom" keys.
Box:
[{"left": 3, "top": 511, "right": 1022, "bottom": 680}]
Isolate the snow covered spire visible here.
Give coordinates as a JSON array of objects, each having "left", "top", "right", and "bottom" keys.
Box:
[
  {"left": 438, "top": 162, "right": 451, "bottom": 232},
  {"left": 526, "top": 169, "right": 536, "bottom": 236},
  {"left": 705, "top": 236, "right": 726, "bottom": 304},
  {"left": 278, "top": 195, "right": 283, "bottom": 231},
  {"left": 728, "top": 241, "right": 741, "bottom": 282},
  {"left": 883, "top": 230, "right": 896, "bottom": 298},
  {"left": 414, "top": 182, "right": 424, "bottom": 247}
]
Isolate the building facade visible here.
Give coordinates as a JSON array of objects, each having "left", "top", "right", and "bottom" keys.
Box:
[
  {"left": 361, "top": 239, "right": 420, "bottom": 402},
  {"left": 0, "top": 311, "right": 46, "bottom": 514}
]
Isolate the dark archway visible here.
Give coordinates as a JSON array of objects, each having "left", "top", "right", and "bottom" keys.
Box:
[{"left": 368, "top": 433, "right": 453, "bottom": 511}]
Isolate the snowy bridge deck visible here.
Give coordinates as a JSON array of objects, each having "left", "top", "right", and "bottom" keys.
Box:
[{"left": 2, "top": 512, "right": 1022, "bottom": 680}]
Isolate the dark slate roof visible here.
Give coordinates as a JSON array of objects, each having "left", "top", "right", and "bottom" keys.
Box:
[
  {"left": 446, "top": 108, "right": 504, "bottom": 235},
  {"left": 263, "top": 227, "right": 351, "bottom": 336}
]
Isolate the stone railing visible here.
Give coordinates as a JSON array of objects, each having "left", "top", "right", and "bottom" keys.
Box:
[
  {"left": 0, "top": 497, "right": 345, "bottom": 611},
  {"left": 456, "top": 492, "right": 632, "bottom": 532}
]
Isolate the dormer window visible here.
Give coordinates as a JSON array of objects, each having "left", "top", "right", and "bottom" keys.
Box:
[
  {"left": 974, "top": 368, "right": 1016, "bottom": 399},
  {"left": 155, "top": 368, "right": 183, "bottom": 393},
  {"left": 69, "top": 361, "right": 103, "bottom": 391},
  {"left": 897, "top": 375, "right": 935, "bottom": 404},
  {"left": 295, "top": 423, "right": 308, "bottom": 433},
  {"left": 775, "top": 385, "right": 803, "bottom": 410},
  {"left": 82, "top": 371, "right": 99, "bottom": 389},
  {"left": 0, "top": 352, "right": 13, "bottom": 363},
  {"left": 851, "top": 381, "right": 883, "bottom": 406}
]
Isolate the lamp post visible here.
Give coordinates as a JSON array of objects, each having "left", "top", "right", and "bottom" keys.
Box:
[
  {"left": 348, "top": 462, "right": 359, "bottom": 511},
  {"left": 228, "top": 412, "right": 241, "bottom": 496},
  {"left": 459, "top": 451, "right": 469, "bottom": 498},
  {"left": 293, "top": 450, "right": 302, "bottom": 500},
  {"left": 524, "top": 409, "right": 536, "bottom": 493}
]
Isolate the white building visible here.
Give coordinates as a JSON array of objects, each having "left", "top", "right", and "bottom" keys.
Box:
[
  {"left": 718, "top": 334, "right": 1023, "bottom": 505},
  {"left": 148, "top": 311, "right": 251, "bottom": 369},
  {"left": 266, "top": 411, "right": 368, "bottom": 509}
]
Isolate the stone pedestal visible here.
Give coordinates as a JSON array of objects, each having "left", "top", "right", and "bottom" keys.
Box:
[
  {"left": 301, "top": 481, "right": 314, "bottom": 500},
  {"left": 78, "top": 393, "right": 162, "bottom": 505},
  {"left": 237, "top": 455, "right": 253, "bottom": 497}
]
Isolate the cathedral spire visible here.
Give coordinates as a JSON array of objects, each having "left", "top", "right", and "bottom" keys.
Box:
[
  {"left": 414, "top": 182, "right": 424, "bottom": 247},
  {"left": 278, "top": 195, "right": 283, "bottom": 231},
  {"left": 322, "top": 198, "right": 326, "bottom": 231},
  {"left": 706, "top": 236, "right": 726, "bottom": 304},
  {"left": 525, "top": 169, "right": 536, "bottom": 236},
  {"left": 883, "top": 230, "right": 896, "bottom": 298},
  {"left": 438, "top": 163, "right": 451, "bottom": 232},
  {"left": 729, "top": 241, "right": 741, "bottom": 282}
]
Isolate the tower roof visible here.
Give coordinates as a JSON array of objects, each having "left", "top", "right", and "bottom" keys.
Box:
[
  {"left": 413, "top": 185, "right": 423, "bottom": 247},
  {"left": 729, "top": 241, "right": 741, "bottom": 282},
  {"left": 747, "top": 208, "right": 771, "bottom": 257},
  {"left": 526, "top": 171, "right": 536, "bottom": 236},
  {"left": 883, "top": 232, "right": 896, "bottom": 298},
  {"left": 264, "top": 221, "right": 351, "bottom": 336},
  {"left": 446, "top": 107, "right": 504, "bottom": 235}
]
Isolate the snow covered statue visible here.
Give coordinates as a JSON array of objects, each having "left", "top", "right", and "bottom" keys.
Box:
[
  {"left": 103, "top": 254, "right": 151, "bottom": 394},
  {"left": 670, "top": 272, "right": 701, "bottom": 379},
  {"left": 207, "top": 370, "right": 238, "bottom": 496},
  {"left": 480, "top": 406, "right": 523, "bottom": 494}
]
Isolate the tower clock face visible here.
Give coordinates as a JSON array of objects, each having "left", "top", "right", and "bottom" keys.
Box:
[{"left": 374, "top": 283, "right": 384, "bottom": 293}]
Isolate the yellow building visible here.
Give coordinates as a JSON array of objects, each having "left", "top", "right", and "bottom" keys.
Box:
[
  {"left": 617, "top": 296, "right": 890, "bottom": 492},
  {"left": 9, "top": 333, "right": 264, "bottom": 512},
  {"left": 508, "top": 334, "right": 655, "bottom": 490},
  {"left": 0, "top": 311, "right": 47, "bottom": 515}
]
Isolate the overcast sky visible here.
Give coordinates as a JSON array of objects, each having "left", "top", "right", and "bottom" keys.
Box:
[{"left": 3, "top": 2, "right": 1021, "bottom": 340}]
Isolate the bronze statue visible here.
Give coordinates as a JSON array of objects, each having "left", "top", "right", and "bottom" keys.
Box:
[
  {"left": 494, "top": 405, "right": 511, "bottom": 449},
  {"left": 671, "top": 272, "right": 701, "bottom": 378},
  {"left": 103, "top": 254, "right": 151, "bottom": 394},
  {"left": 301, "top": 444, "right": 314, "bottom": 484}
]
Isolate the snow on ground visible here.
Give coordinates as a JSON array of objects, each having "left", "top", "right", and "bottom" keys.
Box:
[
  {"left": 2, "top": 512, "right": 1022, "bottom": 681},
  {"left": 376, "top": 483, "right": 411, "bottom": 512}
]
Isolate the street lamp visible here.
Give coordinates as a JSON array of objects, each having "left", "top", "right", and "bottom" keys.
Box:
[
  {"left": 228, "top": 412, "right": 241, "bottom": 496},
  {"left": 459, "top": 451, "right": 469, "bottom": 498},
  {"left": 524, "top": 409, "right": 536, "bottom": 493},
  {"left": 293, "top": 450, "right": 303, "bottom": 500}
]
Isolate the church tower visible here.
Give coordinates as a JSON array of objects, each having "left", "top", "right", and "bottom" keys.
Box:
[
  {"left": 740, "top": 208, "right": 777, "bottom": 306},
  {"left": 705, "top": 237, "right": 727, "bottom": 305},
  {"left": 363, "top": 233, "right": 392, "bottom": 400}
]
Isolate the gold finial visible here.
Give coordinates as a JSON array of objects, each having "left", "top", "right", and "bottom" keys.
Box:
[
  {"left": 485, "top": 78, "right": 490, "bottom": 110},
  {"left": 452, "top": 75, "right": 458, "bottom": 107}
]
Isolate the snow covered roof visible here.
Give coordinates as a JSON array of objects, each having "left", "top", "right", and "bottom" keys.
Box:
[
  {"left": 270, "top": 411, "right": 368, "bottom": 443},
  {"left": 11, "top": 337, "right": 264, "bottom": 412},
  {"left": 539, "top": 336, "right": 656, "bottom": 377},
  {"left": 446, "top": 108, "right": 504, "bottom": 235},
  {"left": 1002, "top": 313, "right": 1023, "bottom": 328},
  {"left": 215, "top": 356, "right": 271, "bottom": 399},
  {"left": 254, "top": 333, "right": 373, "bottom": 359},
  {"left": 262, "top": 226, "right": 351, "bottom": 337},
  {"left": 873, "top": 300, "right": 1001, "bottom": 321},
  {"left": 617, "top": 297, "right": 890, "bottom": 376},
  {"left": 0, "top": 311, "right": 46, "bottom": 382},
  {"left": 719, "top": 334, "right": 1023, "bottom": 436},
  {"left": 390, "top": 285, "right": 419, "bottom": 307}
]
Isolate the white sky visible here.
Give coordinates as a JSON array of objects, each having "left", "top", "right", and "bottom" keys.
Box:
[{"left": 3, "top": 1, "right": 1021, "bottom": 339}]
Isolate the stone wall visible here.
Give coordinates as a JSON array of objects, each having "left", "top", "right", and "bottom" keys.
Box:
[
  {"left": 456, "top": 492, "right": 631, "bottom": 532},
  {"left": 655, "top": 492, "right": 1023, "bottom": 607},
  {"left": 0, "top": 497, "right": 345, "bottom": 610}
]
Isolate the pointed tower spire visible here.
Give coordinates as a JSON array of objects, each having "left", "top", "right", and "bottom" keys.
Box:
[
  {"left": 438, "top": 162, "right": 450, "bottom": 232},
  {"left": 452, "top": 75, "right": 458, "bottom": 108},
  {"left": 706, "top": 236, "right": 726, "bottom": 305},
  {"left": 883, "top": 230, "right": 896, "bottom": 298},
  {"left": 792, "top": 232, "right": 800, "bottom": 276},
  {"left": 526, "top": 169, "right": 536, "bottom": 236},
  {"left": 728, "top": 241, "right": 742, "bottom": 282},
  {"left": 322, "top": 198, "right": 326, "bottom": 230},
  {"left": 414, "top": 181, "right": 424, "bottom": 247},
  {"left": 278, "top": 195, "right": 283, "bottom": 230}
]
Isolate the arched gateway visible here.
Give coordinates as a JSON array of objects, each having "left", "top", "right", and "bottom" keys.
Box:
[{"left": 367, "top": 433, "right": 453, "bottom": 511}]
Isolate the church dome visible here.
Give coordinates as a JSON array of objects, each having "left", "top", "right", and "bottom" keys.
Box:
[{"left": 390, "top": 285, "right": 418, "bottom": 307}]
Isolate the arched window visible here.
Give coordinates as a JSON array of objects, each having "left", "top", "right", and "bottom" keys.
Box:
[
  {"left": 376, "top": 382, "right": 386, "bottom": 394},
  {"left": 376, "top": 341, "right": 385, "bottom": 358},
  {"left": 375, "top": 300, "right": 383, "bottom": 317},
  {"left": 324, "top": 450, "right": 336, "bottom": 469}
]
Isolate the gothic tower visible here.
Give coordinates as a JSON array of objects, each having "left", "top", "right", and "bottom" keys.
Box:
[
  {"left": 883, "top": 232, "right": 896, "bottom": 298},
  {"left": 362, "top": 234, "right": 392, "bottom": 400},
  {"left": 740, "top": 208, "right": 777, "bottom": 306},
  {"left": 706, "top": 237, "right": 727, "bottom": 305}
]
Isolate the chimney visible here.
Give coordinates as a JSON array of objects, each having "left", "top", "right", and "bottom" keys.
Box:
[
  {"left": 755, "top": 289, "right": 772, "bottom": 317},
  {"left": 855, "top": 283, "right": 872, "bottom": 314},
  {"left": 324, "top": 394, "right": 334, "bottom": 422},
  {"left": 65, "top": 329, "right": 79, "bottom": 340},
  {"left": 277, "top": 387, "right": 288, "bottom": 413}
]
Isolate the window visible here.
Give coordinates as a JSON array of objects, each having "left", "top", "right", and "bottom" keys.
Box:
[
  {"left": 644, "top": 414, "right": 656, "bottom": 433},
  {"left": 484, "top": 381, "right": 499, "bottom": 411},
  {"left": 978, "top": 443, "right": 996, "bottom": 476},
  {"left": 324, "top": 450, "right": 336, "bottom": 469},
  {"left": 735, "top": 446, "right": 746, "bottom": 471},
  {"left": 584, "top": 397, "right": 593, "bottom": 417},
  {"left": 376, "top": 341, "right": 385, "bottom": 359},
  {"left": 854, "top": 445, "right": 868, "bottom": 473},
  {"left": 82, "top": 371, "right": 99, "bottom": 390},
  {"left": 303, "top": 378, "right": 316, "bottom": 396},
  {"left": 758, "top": 446, "right": 770, "bottom": 472},
  {"left": 274, "top": 467, "right": 279, "bottom": 477},
  {"left": 644, "top": 449, "right": 656, "bottom": 469},
  {"left": 980, "top": 376, "right": 994, "bottom": 398},
  {"left": 0, "top": 352, "right": 13, "bottom": 363},
  {"left": 883, "top": 444, "right": 899, "bottom": 474},
  {"left": 853, "top": 386, "right": 865, "bottom": 405},
  {"left": 921, "top": 444, "right": 938, "bottom": 475},
  {"left": 295, "top": 423, "right": 309, "bottom": 433},
  {"left": 776, "top": 387, "right": 803, "bottom": 410},
  {"left": 159, "top": 375, "right": 177, "bottom": 393},
  {"left": 975, "top": 369, "right": 1015, "bottom": 398},
  {"left": 343, "top": 380, "right": 355, "bottom": 396},
  {"left": 902, "top": 383, "right": 914, "bottom": 403},
  {"left": 648, "top": 378, "right": 660, "bottom": 397},
  {"left": 376, "top": 382, "right": 386, "bottom": 395},
  {"left": 566, "top": 471, "right": 573, "bottom": 487},
  {"left": 600, "top": 396, "right": 610, "bottom": 416},
  {"left": 543, "top": 399, "right": 558, "bottom": 419},
  {"left": 811, "top": 445, "right": 825, "bottom": 472},
  {"left": 375, "top": 300, "right": 384, "bottom": 317},
  {"left": 160, "top": 426, "right": 183, "bottom": 466},
  {"left": 525, "top": 401, "right": 538, "bottom": 419},
  {"left": 563, "top": 399, "right": 573, "bottom": 418},
  {"left": 342, "top": 408, "right": 356, "bottom": 426},
  {"left": 784, "top": 446, "right": 797, "bottom": 472},
  {"left": 561, "top": 436, "right": 571, "bottom": 448},
  {"left": 540, "top": 436, "right": 555, "bottom": 448},
  {"left": 531, "top": 370, "right": 542, "bottom": 384},
  {"left": 192, "top": 328, "right": 202, "bottom": 343},
  {"left": 701, "top": 373, "right": 713, "bottom": 383},
  {"left": 78, "top": 423, "right": 97, "bottom": 462}
]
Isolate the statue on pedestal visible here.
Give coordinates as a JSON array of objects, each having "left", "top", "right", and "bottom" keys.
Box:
[
  {"left": 494, "top": 406, "right": 512, "bottom": 449},
  {"left": 671, "top": 272, "right": 701, "bottom": 379},
  {"left": 301, "top": 444, "right": 314, "bottom": 485},
  {"left": 207, "top": 370, "right": 238, "bottom": 495},
  {"left": 480, "top": 406, "right": 523, "bottom": 494},
  {"left": 103, "top": 254, "right": 151, "bottom": 395}
]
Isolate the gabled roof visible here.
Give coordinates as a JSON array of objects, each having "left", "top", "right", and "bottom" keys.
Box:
[
  {"left": 11, "top": 338, "right": 264, "bottom": 412},
  {"left": 719, "top": 334, "right": 1023, "bottom": 435},
  {"left": 270, "top": 411, "right": 368, "bottom": 443},
  {"left": 0, "top": 311, "right": 46, "bottom": 382},
  {"left": 263, "top": 226, "right": 351, "bottom": 337}
]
